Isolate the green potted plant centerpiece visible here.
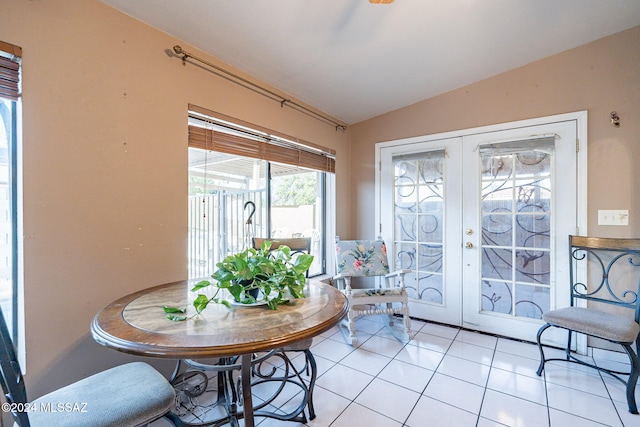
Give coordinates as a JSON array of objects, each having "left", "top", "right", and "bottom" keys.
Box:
[{"left": 163, "top": 240, "right": 314, "bottom": 320}]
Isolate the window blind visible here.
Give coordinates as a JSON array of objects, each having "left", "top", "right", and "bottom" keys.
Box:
[
  {"left": 0, "top": 41, "right": 21, "bottom": 101},
  {"left": 393, "top": 149, "right": 446, "bottom": 162},
  {"left": 478, "top": 135, "right": 556, "bottom": 155},
  {"left": 188, "top": 104, "right": 336, "bottom": 173}
]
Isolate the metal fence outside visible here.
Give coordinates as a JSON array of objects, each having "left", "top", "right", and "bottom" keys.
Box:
[{"left": 188, "top": 189, "right": 267, "bottom": 279}]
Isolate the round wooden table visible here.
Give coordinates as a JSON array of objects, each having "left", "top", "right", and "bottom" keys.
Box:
[{"left": 91, "top": 279, "right": 347, "bottom": 426}]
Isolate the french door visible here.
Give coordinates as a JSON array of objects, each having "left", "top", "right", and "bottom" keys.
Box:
[{"left": 377, "top": 112, "right": 587, "bottom": 344}]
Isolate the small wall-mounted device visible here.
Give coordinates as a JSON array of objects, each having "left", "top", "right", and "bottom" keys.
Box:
[{"left": 610, "top": 111, "right": 620, "bottom": 127}]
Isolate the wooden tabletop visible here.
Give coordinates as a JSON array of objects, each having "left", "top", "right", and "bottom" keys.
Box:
[{"left": 91, "top": 279, "right": 347, "bottom": 359}]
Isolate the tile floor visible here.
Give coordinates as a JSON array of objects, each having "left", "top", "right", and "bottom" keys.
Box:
[{"left": 151, "top": 317, "right": 640, "bottom": 427}]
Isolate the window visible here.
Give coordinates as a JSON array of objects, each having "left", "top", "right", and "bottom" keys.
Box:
[
  {"left": 0, "top": 41, "right": 21, "bottom": 338},
  {"left": 187, "top": 106, "right": 335, "bottom": 279}
]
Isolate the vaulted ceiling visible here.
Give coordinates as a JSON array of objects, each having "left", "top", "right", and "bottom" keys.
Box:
[{"left": 101, "top": 0, "right": 640, "bottom": 124}]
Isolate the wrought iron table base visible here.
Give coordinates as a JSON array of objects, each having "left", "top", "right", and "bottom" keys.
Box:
[{"left": 171, "top": 349, "right": 317, "bottom": 426}]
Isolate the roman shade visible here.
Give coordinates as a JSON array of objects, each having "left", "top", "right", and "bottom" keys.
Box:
[{"left": 478, "top": 135, "right": 556, "bottom": 155}]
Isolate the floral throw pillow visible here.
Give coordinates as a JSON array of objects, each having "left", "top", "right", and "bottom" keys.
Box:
[{"left": 335, "top": 240, "right": 390, "bottom": 277}]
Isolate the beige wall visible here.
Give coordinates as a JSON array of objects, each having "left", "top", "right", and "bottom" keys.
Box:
[
  {"left": 350, "top": 25, "right": 640, "bottom": 241},
  {"left": 0, "top": 0, "right": 350, "bottom": 398},
  {"left": 2, "top": 0, "right": 639, "bottom": 402}
]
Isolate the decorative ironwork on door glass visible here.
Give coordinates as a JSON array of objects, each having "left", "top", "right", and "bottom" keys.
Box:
[
  {"left": 393, "top": 150, "right": 445, "bottom": 305},
  {"left": 480, "top": 142, "right": 553, "bottom": 320}
]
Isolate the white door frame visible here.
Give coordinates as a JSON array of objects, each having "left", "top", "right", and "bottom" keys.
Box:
[{"left": 375, "top": 111, "right": 588, "bottom": 348}]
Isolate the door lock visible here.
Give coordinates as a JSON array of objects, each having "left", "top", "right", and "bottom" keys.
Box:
[{"left": 465, "top": 242, "right": 473, "bottom": 249}]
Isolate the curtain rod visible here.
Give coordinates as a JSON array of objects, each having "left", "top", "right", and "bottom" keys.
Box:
[{"left": 172, "top": 45, "right": 347, "bottom": 131}]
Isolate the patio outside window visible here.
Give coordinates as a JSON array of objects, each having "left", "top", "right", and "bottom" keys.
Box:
[{"left": 187, "top": 108, "right": 333, "bottom": 279}]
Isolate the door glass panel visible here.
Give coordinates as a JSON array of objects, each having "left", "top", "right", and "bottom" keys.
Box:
[
  {"left": 482, "top": 213, "right": 512, "bottom": 246},
  {"left": 482, "top": 248, "right": 513, "bottom": 280},
  {"left": 393, "top": 151, "right": 445, "bottom": 305},
  {"left": 482, "top": 280, "right": 513, "bottom": 314},
  {"left": 480, "top": 148, "right": 552, "bottom": 320},
  {"left": 515, "top": 284, "right": 550, "bottom": 319},
  {"left": 516, "top": 213, "right": 550, "bottom": 248},
  {"left": 417, "top": 273, "right": 443, "bottom": 303}
]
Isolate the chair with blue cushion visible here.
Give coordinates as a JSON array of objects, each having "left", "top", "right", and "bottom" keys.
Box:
[
  {"left": 0, "top": 307, "right": 181, "bottom": 427},
  {"left": 334, "top": 237, "right": 411, "bottom": 345}
]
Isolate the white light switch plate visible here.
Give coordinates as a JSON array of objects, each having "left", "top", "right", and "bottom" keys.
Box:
[{"left": 597, "top": 209, "right": 629, "bottom": 226}]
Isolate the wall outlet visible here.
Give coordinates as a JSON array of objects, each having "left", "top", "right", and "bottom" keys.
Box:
[{"left": 597, "top": 209, "right": 629, "bottom": 226}]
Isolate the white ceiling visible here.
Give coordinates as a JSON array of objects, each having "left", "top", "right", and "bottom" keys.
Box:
[{"left": 101, "top": 0, "right": 640, "bottom": 125}]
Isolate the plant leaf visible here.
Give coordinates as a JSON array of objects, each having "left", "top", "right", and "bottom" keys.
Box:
[
  {"left": 191, "top": 280, "right": 212, "bottom": 292},
  {"left": 228, "top": 283, "right": 244, "bottom": 301},
  {"left": 193, "top": 294, "right": 211, "bottom": 314},
  {"left": 293, "top": 254, "right": 314, "bottom": 273},
  {"left": 266, "top": 299, "right": 278, "bottom": 310},
  {"left": 212, "top": 269, "right": 236, "bottom": 282},
  {"left": 166, "top": 314, "right": 187, "bottom": 322},
  {"left": 163, "top": 305, "right": 186, "bottom": 314},
  {"left": 238, "top": 293, "right": 256, "bottom": 304},
  {"left": 218, "top": 298, "right": 231, "bottom": 309},
  {"left": 288, "top": 287, "right": 301, "bottom": 299}
]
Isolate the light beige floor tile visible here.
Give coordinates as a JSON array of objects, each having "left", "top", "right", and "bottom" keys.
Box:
[
  {"left": 447, "top": 340, "right": 495, "bottom": 366},
  {"left": 394, "top": 341, "right": 445, "bottom": 370},
  {"left": 495, "top": 338, "right": 539, "bottom": 359},
  {"left": 331, "top": 402, "right": 402, "bottom": 427},
  {"left": 315, "top": 363, "right": 374, "bottom": 400},
  {"left": 455, "top": 330, "right": 498, "bottom": 350},
  {"left": 419, "top": 322, "right": 460, "bottom": 339},
  {"left": 151, "top": 321, "right": 635, "bottom": 427},
  {"left": 309, "top": 335, "right": 355, "bottom": 362},
  {"left": 436, "top": 354, "right": 491, "bottom": 386},
  {"left": 423, "top": 373, "right": 485, "bottom": 414},
  {"left": 340, "top": 347, "right": 393, "bottom": 376},
  {"left": 377, "top": 358, "right": 434, "bottom": 393},
  {"left": 405, "top": 396, "right": 477, "bottom": 427},
  {"left": 409, "top": 330, "right": 453, "bottom": 353},
  {"left": 492, "top": 349, "right": 545, "bottom": 379},
  {"left": 487, "top": 368, "right": 547, "bottom": 405},
  {"left": 549, "top": 408, "right": 612, "bottom": 427},
  {"left": 358, "top": 334, "right": 407, "bottom": 358},
  {"left": 480, "top": 389, "right": 549, "bottom": 427},
  {"left": 355, "top": 377, "right": 420, "bottom": 422},
  {"left": 546, "top": 382, "right": 623, "bottom": 427}
]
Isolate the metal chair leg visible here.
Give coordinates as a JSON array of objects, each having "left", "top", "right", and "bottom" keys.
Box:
[
  {"left": 303, "top": 348, "right": 318, "bottom": 420},
  {"left": 535, "top": 323, "right": 552, "bottom": 376},
  {"left": 622, "top": 343, "right": 640, "bottom": 414}
]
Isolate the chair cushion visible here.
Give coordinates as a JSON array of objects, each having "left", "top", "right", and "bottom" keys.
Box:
[
  {"left": 335, "top": 240, "right": 390, "bottom": 277},
  {"left": 351, "top": 288, "right": 404, "bottom": 298},
  {"left": 543, "top": 307, "right": 640, "bottom": 343},
  {"left": 26, "top": 362, "right": 175, "bottom": 427}
]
